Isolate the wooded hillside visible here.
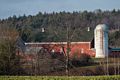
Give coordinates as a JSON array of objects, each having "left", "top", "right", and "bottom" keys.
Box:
[{"left": 0, "top": 9, "right": 120, "bottom": 47}]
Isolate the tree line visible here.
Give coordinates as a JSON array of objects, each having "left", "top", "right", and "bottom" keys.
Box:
[{"left": 0, "top": 9, "right": 120, "bottom": 47}]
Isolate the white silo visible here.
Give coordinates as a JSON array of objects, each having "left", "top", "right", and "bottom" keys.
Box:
[{"left": 94, "top": 24, "right": 109, "bottom": 58}]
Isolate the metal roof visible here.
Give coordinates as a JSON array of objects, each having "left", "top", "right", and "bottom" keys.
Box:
[
  {"left": 25, "top": 42, "right": 91, "bottom": 45},
  {"left": 95, "top": 24, "right": 109, "bottom": 31},
  {"left": 111, "top": 48, "right": 120, "bottom": 51}
]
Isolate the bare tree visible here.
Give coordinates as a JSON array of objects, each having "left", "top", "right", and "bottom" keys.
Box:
[{"left": 0, "top": 24, "right": 21, "bottom": 75}]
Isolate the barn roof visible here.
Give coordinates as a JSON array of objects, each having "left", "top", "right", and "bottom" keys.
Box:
[{"left": 25, "top": 42, "right": 91, "bottom": 45}]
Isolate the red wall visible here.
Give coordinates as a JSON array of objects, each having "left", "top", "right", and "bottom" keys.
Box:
[{"left": 25, "top": 42, "right": 95, "bottom": 57}]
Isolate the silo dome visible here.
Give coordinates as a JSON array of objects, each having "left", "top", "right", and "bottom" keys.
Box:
[
  {"left": 95, "top": 24, "right": 108, "bottom": 31},
  {"left": 94, "top": 24, "right": 109, "bottom": 58}
]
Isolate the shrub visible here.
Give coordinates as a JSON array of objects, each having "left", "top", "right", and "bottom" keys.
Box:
[{"left": 71, "top": 53, "right": 92, "bottom": 67}]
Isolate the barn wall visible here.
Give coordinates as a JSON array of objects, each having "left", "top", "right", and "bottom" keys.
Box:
[{"left": 25, "top": 42, "right": 95, "bottom": 58}]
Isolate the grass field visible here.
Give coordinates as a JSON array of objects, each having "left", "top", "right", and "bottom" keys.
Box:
[{"left": 0, "top": 75, "right": 120, "bottom": 80}]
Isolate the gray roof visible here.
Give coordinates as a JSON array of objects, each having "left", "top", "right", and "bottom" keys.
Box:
[{"left": 16, "top": 37, "right": 26, "bottom": 52}]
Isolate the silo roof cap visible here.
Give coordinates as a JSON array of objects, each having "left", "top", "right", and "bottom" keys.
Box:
[{"left": 95, "top": 24, "right": 109, "bottom": 31}]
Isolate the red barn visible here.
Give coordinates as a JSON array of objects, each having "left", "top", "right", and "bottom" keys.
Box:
[{"left": 25, "top": 41, "right": 96, "bottom": 58}]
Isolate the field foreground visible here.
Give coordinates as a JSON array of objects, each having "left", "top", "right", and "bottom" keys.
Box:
[{"left": 0, "top": 75, "right": 120, "bottom": 80}]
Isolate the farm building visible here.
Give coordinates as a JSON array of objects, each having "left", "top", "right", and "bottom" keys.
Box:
[
  {"left": 25, "top": 42, "right": 95, "bottom": 58},
  {"left": 17, "top": 24, "right": 120, "bottom": 60}
]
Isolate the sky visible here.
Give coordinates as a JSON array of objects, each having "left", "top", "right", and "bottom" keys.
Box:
[{"left": 0, "top": 0, "right": 120, "bottom": 19}]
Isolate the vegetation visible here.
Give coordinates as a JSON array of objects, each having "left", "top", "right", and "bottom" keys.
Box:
[
  {"left": 0, "top": 75, "right": 120, "bottom": 80},
  {"left": 0, "top": 27, "right": 23, "bottom": 75},
  {"left": 0, "top": 9, "right": 120, "bottom": 47},
  {"left": 0, "top": 9, "right": 120, "bottom": 76}
]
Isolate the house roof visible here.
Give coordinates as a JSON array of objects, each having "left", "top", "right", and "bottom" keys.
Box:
[{"left": 16, "top": 37, "right": 26, "bottom": 52}]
